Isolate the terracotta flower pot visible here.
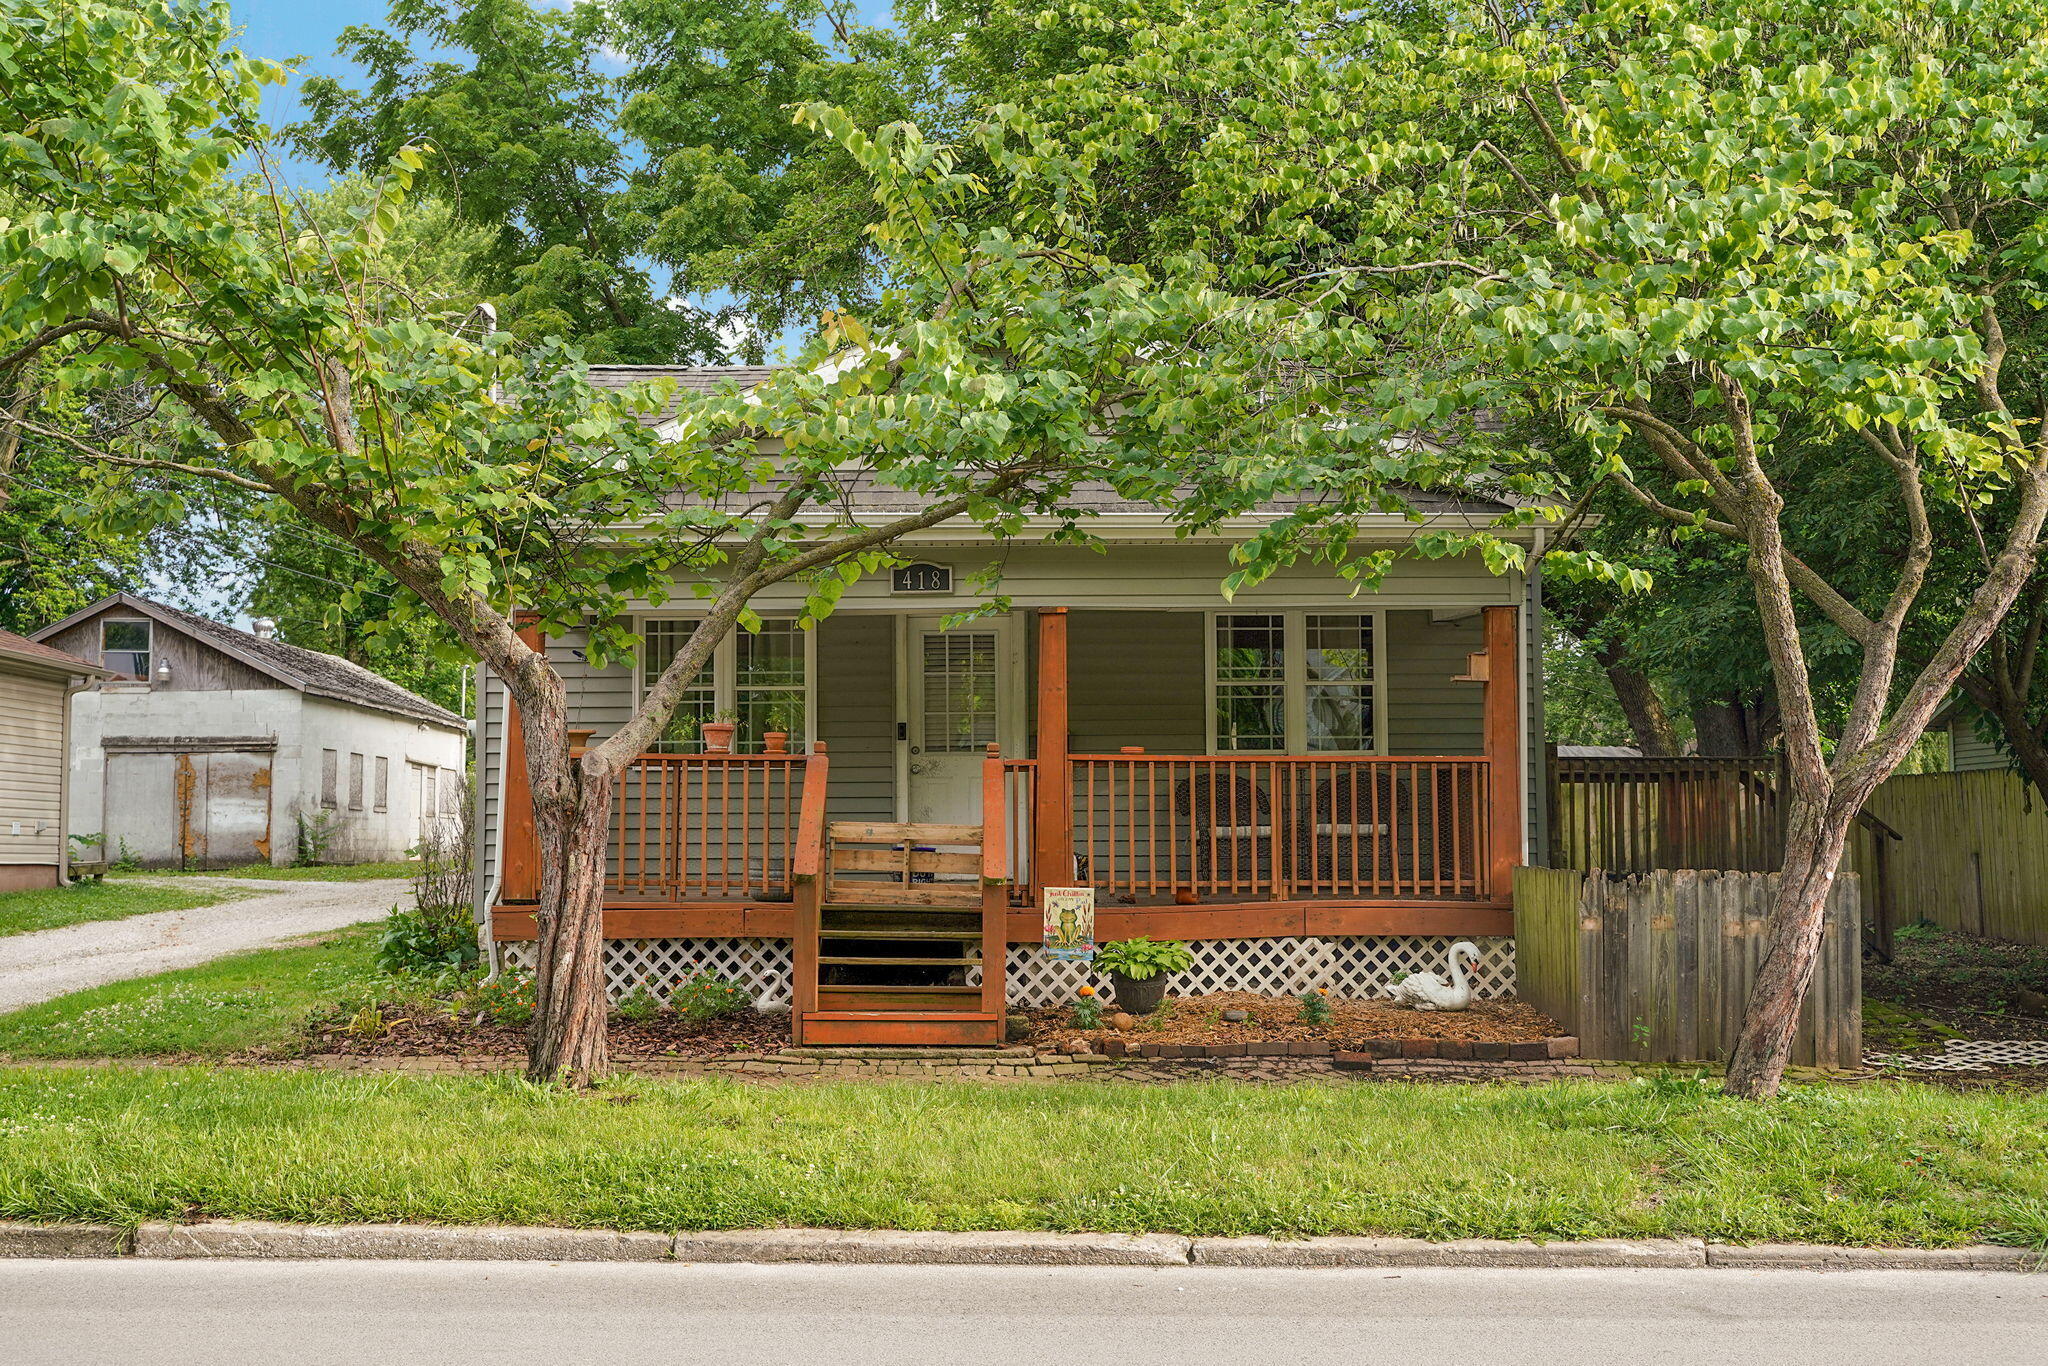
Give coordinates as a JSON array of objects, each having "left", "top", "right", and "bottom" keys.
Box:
[
  {"left": 763, "top": 731, "right": 789, "bottom": 754},
  {"left": 702, "top": 721, "right": 737, "bottom": 753},
  {"left": 1109, "top": 971, "right": 1169, "bottom": 1016}
]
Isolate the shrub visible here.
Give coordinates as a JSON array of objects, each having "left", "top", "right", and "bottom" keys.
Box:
[
  {"left": 1093, "top": 937, "right": 1194, "bottom": 981},
  {"left": 1298, "top": 988, "right": 1332, "bottom": 1026},
  {"left": 615, "top": 985, "right": 663, "bottom": 1024},
  {"left": 469, "top": 972, "right": 536, "bottom": 1028},
  {"left": 377, "top": 903, "right": 479, "bottom": 978},
  {"left": 670, "top": 974, "right": 748, "bottom": 1026}
]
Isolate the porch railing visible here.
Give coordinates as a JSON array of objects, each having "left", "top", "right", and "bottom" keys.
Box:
[
  {"left": 1002, "top": 759, "right": 1036, "bottom": 907},
  {"left": 1067, "top": 754, "right": 1492, "bottom": 902},
  {"left": 604, "top": 752, "right": 811, "bottom": 901}
]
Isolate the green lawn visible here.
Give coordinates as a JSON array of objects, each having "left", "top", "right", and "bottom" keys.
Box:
[
  {"left": 0, "top": 926, "right": 386, "bottom": 1059},
  {"left": 0, "top": 1067, "right": 2040, "bottom": 1247},
  {"left": 121, "top": 860, "right": 419, "bottom": 883},
  {"left": 0, "top": 881, "right": 229, "bottom": 939}
]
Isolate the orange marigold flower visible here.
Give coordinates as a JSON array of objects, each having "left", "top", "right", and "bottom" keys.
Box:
[{"left": 1078, "top": 984, "right": 1096, "bottom": 997}]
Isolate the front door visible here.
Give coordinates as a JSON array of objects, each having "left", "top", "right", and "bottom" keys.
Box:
[{"left": 907, "top": 615, "right": 1020, "bottom": 826}]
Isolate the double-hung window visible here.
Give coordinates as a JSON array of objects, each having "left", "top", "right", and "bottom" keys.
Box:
[
  {"left": 1208, "top": 611, "right": 1382, "bottom": 753},
  {"left": 640, "top": 618, "right": 813, "bottom": 752}
]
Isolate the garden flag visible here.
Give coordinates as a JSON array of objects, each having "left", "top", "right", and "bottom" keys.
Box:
[{"left": 1041, "top": 887, "right": 1096, "bottom": 962}]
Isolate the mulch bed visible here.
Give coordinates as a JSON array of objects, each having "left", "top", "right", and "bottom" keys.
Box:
[
  {"left": 301, "top": 1007, "right": 789, "bottom": 1060},
  {"left": 1026, "top": 990, "right": 1563, "bottom": 1053},
  {"left": 1862, "top": 926, "right": 2048, "bottom": 1093}
]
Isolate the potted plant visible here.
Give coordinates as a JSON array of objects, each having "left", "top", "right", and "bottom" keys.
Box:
[
  {"left": 701, "top": 709, "right": 739, "bottom": 753},
  {"left": 1093, "top": 937, "right": 1193, "bottom": 1015}
]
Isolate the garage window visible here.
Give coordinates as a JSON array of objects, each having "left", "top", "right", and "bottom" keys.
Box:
[
  {"left": 348, "top": 753, "right": 365, "bottom": 810},
  {"left": 320, "top": 750, "right": 339, "bottom": 809},
  {"left": 373, "top": 757, "right": 389, "bottom": 812}
]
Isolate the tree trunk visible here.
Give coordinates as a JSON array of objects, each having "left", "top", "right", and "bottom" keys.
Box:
[
  {"left": 1690, "top": 695, "right": 1777, "bottom": 757},
  {"left": 1722, "top": 784, "right": 1866, "bottom": 1099},
  {"left": 525, "top": 777, "right": 614, "bottom": 1085},
  {"left": 1597, "top": 647, "right": 1680, "bottom": 755}
]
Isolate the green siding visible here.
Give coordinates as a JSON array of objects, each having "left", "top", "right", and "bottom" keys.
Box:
[{"left": 817, "top": 615, "right": 895, "bottom": 820}]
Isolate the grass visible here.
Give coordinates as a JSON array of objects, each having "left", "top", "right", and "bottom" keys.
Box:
[
  {"left": 0, "top": 881, "right": 229, "bottom": 939},
  {"left": 0, "top": 926, "right": 387, "bottom": 1059},
  {"left": 120, "top": 860, "right": 419, "bottom": 883},
  {"left": 0, "top": 1067, "right": 2041, "bottom": 1248}
]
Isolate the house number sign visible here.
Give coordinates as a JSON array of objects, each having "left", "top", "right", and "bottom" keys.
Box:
[{"left": 890, "top": 563, "right": 952, "bottom": 594}]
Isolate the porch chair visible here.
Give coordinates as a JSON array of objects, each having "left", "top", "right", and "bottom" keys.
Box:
[
  {"left": 1173, "top": 773, "right": 1275, "bottom": 896},
  {"left": 1302, "top": 771, "right": 1394, "bottom": 893}
]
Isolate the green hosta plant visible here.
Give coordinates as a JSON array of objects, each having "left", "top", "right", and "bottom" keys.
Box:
[{"left": 1093, "top": 938, "right": 1194, "bottom": 982}]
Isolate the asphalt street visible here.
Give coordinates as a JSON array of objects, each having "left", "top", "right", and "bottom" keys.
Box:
[{"left": 3, "top": 1259, "right": 2043, "bottom": 1365}]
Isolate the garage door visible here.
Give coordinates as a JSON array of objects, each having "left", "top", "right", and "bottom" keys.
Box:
[{"left": 104, "top": 747, "right": 274, "bottom": 869}]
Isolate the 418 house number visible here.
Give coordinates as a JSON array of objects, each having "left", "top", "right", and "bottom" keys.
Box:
[{"left": 890, "top": 563, "right": 952, "bottom": 594}]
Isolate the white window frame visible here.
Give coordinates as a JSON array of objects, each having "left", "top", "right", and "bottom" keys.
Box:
[
  {"left": 1204, "top": 609, "right": 1386, "bottom": 755},
  {"left": 633, "top": 615, "right": 819, "bottom": 752}
]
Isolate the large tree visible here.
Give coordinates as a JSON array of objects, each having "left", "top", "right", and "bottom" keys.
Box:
[
  {"left": 1003, "top": 0, "right": 2048, "bottom": 1097},
  {"left": 3, "top": 0, "right": 1498, "bottom": 1084}
]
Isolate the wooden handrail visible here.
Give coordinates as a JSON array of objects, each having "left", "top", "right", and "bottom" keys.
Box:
[
  {"left": 981, "top": 743, "right": 1008, "bottom": 885},
  {"left": 792, "top": 742, "right": 831, "bottom": 881}
]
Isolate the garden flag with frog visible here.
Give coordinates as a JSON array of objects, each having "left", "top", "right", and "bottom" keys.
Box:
[{"left": 1042, "top": 887, "right": 1096, "bottom": 962}]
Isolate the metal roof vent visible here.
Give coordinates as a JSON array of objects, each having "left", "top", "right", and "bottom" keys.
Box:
[{"left": 250, "top": 617, "right": 277, "bottom": 640}]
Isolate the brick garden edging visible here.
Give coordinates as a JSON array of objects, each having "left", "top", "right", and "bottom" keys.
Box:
[
  {"left": 2, "top": 1221, "right": 2038, "bottom": 1271},
  {"left": 1091, "top": 1036, "right": 1580, "bottom": 1064}
]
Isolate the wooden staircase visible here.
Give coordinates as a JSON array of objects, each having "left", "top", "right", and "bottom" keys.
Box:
[{"left": 791, "top": 754, "right": 1010, "bottom": 1046}]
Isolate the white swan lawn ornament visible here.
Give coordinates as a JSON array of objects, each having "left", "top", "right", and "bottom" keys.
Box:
[{"left": 1389, "top": 941, "right": 1481, "bottom": 1011}]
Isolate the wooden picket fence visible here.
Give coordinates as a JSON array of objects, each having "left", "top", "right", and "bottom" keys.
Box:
[
  {"left": 1514, "top": 867, "right": 1862, "bottom": 1067},
  {"left": 1852, "top": 771, "right": 2048, "bottom": 946}
]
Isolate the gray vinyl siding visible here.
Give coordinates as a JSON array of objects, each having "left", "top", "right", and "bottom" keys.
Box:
[
  {"left": 473, "top": 664, "right": 504, "bottom": 919},
  {"left": 1383, "top": 611, "right": 1485, "bottom": 755},
  {"left": 1950, "top": 721, "right": 2007, "bottom": 773},
  {"left": 816, "top": 615, "right": 894, "bottom": 820},
  {"left": 1066, "top": 612, "right": 1205, "bottom": 754},
  {"left": 636, "top": 544, "right": 1522, "bottom": 614}
]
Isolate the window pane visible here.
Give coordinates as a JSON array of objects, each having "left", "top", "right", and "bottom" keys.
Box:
[
  {"left": 1214, "top": 614, "right": 1283, "bottom": 679},
  {"left": 1306, "top": 614, "right": 1373, "bottom": 683},
  {"left": 103, "top": 620, "right": 150, "bottom": 651},
  {"left": 922, "top": 632, "right": 998, "bottom": 752},
  {"left": 642, "top": 620, "right": 717, "bottom": 753},
  {"left": 735, "top": 622, "right": 803, "bottom": 687},
  {"left": 1216, "top": 684, "right": 1285, "bottom": 751},
  {"left": 1307, "top": 684, "right": 1373, "bottom": 752}
]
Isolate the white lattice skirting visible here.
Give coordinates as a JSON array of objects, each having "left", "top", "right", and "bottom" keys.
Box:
[
  {"left": 495, "top": 938, "right": 795, "bottom": 1010},
  {"left": 495, "top": 935, "right": 1514, "bottom": 1008}
]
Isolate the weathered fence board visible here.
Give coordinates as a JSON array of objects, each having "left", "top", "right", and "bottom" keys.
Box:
[
  {"left": 1513, "top": 867, "right": 1861, "bottom": 1068},
  {"left": 1850, "top": 771, "right": 2048, "bottom": 947}
]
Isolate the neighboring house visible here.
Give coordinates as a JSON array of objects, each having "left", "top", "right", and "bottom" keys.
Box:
[
  {"left": 0, "top": 630, "right": 110, "bottom": 891},
  {"left": 31, "top": 594, "right": 468, "bottom": 868},
  {"left": 1930, "top": 701, "right": 2009, "bottom": 774},
  {"left": 477, "top": 365, "right": 1553, "bottom": 1045}
]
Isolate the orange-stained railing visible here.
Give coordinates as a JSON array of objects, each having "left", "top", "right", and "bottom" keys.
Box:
[
  {"left": 604, "top": 752, "right": 811, "bottom": 901},
  {"left": 1001, "top": 759, "right": 1036, "bottom": 908},
  {"left": 1067, "top": 754, "right": 1492, "bottom": 902}
]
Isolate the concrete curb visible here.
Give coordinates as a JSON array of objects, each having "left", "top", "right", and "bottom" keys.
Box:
[
  {"left": 673, "top": 1229, "right": 1192, "bottom": 1266},
  {"left": 0, "top": 1221, "right": 2036, "bottom": 1270},
  {"left": 1705, "top": 1242, "right": 2044, "bottom": 1272},
  {"left": 1191, "top": 1236, "right": 1706, "bottom": 1268},
  {"left": 0, "top": 1222, "right": 131, "bottom": 1258},
  {"left": 132, "top": 1221, "right": 672, "bottom": 1262}
]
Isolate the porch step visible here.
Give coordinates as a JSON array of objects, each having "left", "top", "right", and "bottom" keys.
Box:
[
  {"left": 823, "top": 882, "right": 982, "bottom": 908},
  {"left": 817, "top": 985, "right": 983, "bottom": 1012},
  {"left": 819, "top": 927, "right": 980, "bottom": 942},
  {"left": 818, "top": 954, "right": 980, "bottom": 967},
  {"left": 798, "top": 1010, "right": 1003, "bottom": 1047}
]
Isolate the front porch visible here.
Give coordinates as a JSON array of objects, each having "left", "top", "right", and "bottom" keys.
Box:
[{"left": 489, "top": 605, "right": 1526, "bottom": 962}]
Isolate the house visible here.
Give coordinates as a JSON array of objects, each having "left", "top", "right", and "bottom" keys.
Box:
[
  {"left": 475, "top": 364, "right": 1551, "bottom": 1045},
  {"left": 0, "top": 630, "right": 110, "bottom": 891},
  {"left": 31, "top": 594, "right": 469, "bottom": 869}
]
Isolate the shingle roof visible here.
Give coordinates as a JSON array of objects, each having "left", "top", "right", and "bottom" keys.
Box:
[
  {"left": 32, "top": 595, "right": 465, "bottom": 730},
  {"left": 586, "top": 364, "right": 782, "bottom": 425},
  {"left": 0, "top": 628, "right": 106, "bottom": 677},
  {"left": 580, "top": 363, "right": 1516, "bottom": 519}
]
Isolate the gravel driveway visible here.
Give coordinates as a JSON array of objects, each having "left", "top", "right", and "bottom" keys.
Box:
[{"left": 0, "top": 878, "right": 406, "bottom": 1013}]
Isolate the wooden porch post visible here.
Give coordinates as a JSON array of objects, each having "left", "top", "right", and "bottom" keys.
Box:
[
  {"left": 1482, "top": 605, "right": 1524, "bottom": 897},
  {"left": 1033, "top": 608, "right": 1073, "bottom": 891},
  {"left": 500, "top": 614, "right": 544, "bottom": 903},
  {"left": 980, "top": 744, "right": 1010, "bottom": 1018}
]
